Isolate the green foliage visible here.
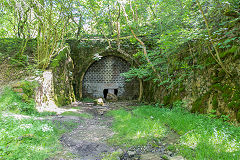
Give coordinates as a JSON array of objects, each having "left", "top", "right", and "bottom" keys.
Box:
[
  {"left": 102, "top": 151, "right": 122, "bottom": 160},
  {"left": 207, "top": 109, "right": 217, "bottom": 119},
  {"left": 212, "top": 95, "right": 218, "bottom": 109},
  {"left": 220, "top": 114, "right": 230, "bottom": 122},
  {"left": 211, "top": 83, "right": 223, "bottom": 92},
  {"left": 81, "top": 97, "right": 95, "bottom": 103},
  {"left": 61, "top": 111, "right": 92, "bottom": 118},
  {"left": 0, "top": 87, "right": 37, "bottom": 115},
  {"left": 50, "top": 48, "right": 67, "bottom": 68},
  {"left": 167, "top": 144, "right": 176, "bottom": 152},
  {"left": 191, "top": 96, "right": 205, "bottom": 113},
  {"left": 0, "top": 38, "right": 36, "bottom": 66},
  {"left": 107, "top": 109, "right": 167, "bottom": 147},
  {"left": 0, "top": 115, "right": 62, "bottom": 159},
  {"left": 237, "top": 111, "right": 240, "bottom": 122},
  {"left": 219, "top": 45, "right": 239, "bottom": 58},
  {"left": 210, "top": 83, "right": 240, "bottom": 112},
  {"left": 0, "top": 38, "right": 22, "bottom": 57},
  {"left": 163, "top": 94, "right": 171, "bottom": 106},
  {"left": 19, "top": 81, "right": 38, "bottom": 102},
  {"left": 109, "top": 105, "right": 240, "bottom": 159}
]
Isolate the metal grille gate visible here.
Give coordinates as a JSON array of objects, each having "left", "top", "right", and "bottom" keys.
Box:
[{"left": 82, "top": 56, "right": 139, "bottom": 99}]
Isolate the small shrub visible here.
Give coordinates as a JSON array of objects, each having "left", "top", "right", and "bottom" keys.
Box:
[{"left": 20, "top": 80, "right": 38, "bottom": 102}]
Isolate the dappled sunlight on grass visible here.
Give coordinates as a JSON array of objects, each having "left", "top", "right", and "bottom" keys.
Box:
[
  {"left": 0, "top": 113, "right": 67, "bottom": 159},
  {"left": 180, "top": 131, "right": 201, "bottom": 149},
  {"left": 107, "top": 108, "right": 167, "bottom": 147},
  {"left": 108, "top": 105, "right": 240, "bottom": 159}
]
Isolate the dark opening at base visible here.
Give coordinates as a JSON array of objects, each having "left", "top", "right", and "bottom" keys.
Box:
[
  {"left": 103, "top": 89, "right": 108, "bottom": 99},
  {"left": 114, "top": 89, "right": 118, "bottom": 96},
  {"left": 103, "top": 89, "right": 118, "bottom": 99}
]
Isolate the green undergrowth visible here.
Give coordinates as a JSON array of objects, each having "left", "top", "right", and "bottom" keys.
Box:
[
  {"left": 0, "top": 87, "right": 37, "bottom": 115},
  {"left": 61, "top": 111, "right": 92, "bottom": 118},
  {"left": 81, "top": 97, "right": 95, "bottom": 103},
  {"left": 108, "top": 105, "right": 240, "bottom": 159},
  {"left": 106, "top": 109, "right": 167, "bottom": 147},
  {"left": 0, "top": 86, "right": 56, "bottom": 117},
  {"left": 0, "top": 114, "right": 67, "bottom": 159},
  {"left": 0, "top": 86, "right": 79, "bottom": 159},
  {"left": 102, "top": 150, "right": 122, "bottom": 160}
]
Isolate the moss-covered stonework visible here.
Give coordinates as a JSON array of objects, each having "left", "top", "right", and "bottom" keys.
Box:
[
  {"left": 11, "top": 80, "right": 38, "bottom": 103},
  {"left": 142, "top": 42, "right": 240, "bottom": 122},
  {"left": 50, "top": 47, "right": 76, "bottom": 106},
  {"left": 237, "top": 110, "right": 240, "bottom": 122},
  {"left": 67, "top": 39, "right": 141, "bottom": 101},
  {"left": 1, "top": 38, "right": 239, "bottom": 122}
]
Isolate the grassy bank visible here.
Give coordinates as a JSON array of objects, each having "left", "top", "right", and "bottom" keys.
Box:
[
  {"left": 108, "top": 105, "right": 240, "bottom": 159},
  {"left": 0, "top": 87, "right": 37, "bottom": 115},
  {"left": 107, "top": 109, "right": 167, "bottom": 147},
  {"left": 0, "top": 114, "right": 63, "bottom": 159},
  {"left": 0, "top": 87, "right": 77, "bottom": 159}
]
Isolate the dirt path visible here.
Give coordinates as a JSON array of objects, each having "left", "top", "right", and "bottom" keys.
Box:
[
  {"left": 60, "top": 110, "right": 115, "bottom": 160},
  {"left": 50, "top": 101, "right": 183, "bottom": 160},
  {"left": 51, "top": 101, "right": 137, "bottom": 160}
]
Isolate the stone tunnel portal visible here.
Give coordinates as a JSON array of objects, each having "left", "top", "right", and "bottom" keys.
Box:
[{"left": 82, "top": 56, "right": 139, "bottom": 100}]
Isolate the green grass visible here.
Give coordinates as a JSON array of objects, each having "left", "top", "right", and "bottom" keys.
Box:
[
  {"left": 102, "top": 150, "right": 122, "bottom": 160},
  {"left": 108, "top": 105, "right": 240, "bottom": 159},
  {"left": 0, "top": 114, "right": 64, "bottom": 159},
  {"left": 107, "top": 109, "right": 167, "bottom": 147},
  {"left": 61, "top": 111, "right": 92, "bottom": 118},
  {"left": 0, "top": 87, "right": 57, "bottom": 117},
  {"left": 0, "top": 87, "right": 37, "bottom": 115},
  {"left": 81, "top": 97, "right": 95, "bottom": 103},
  {"left": 51, "top": 119, "right": 80, "bottom": 132},
  {"left": 0, "top": 87, "right": 79, "bottom": 159},
  {"left": 36, "top": 111, "right": 57, "bottom": 117}
]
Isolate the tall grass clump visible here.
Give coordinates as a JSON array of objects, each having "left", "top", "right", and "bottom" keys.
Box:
[{"left": 113, "top": 105, "right": 240, "bottom": 159}]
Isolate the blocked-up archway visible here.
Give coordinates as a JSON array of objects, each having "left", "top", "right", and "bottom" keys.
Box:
[{"left": 82, "top": 56, "right": 139, "bottom": 99}]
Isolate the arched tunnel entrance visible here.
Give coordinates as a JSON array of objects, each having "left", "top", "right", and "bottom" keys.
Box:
[{"left": 82, "top": 56, "right": 139, "bottom": 100}]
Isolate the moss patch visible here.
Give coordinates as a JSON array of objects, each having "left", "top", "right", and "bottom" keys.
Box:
[
  {"left": 212, "top": 95, "right": 218, "bottom": 109},
  {"left": 191, "top": 92, "right": 210, "bottom": 113},
  {"left": 236, "top": 110, "right": 240, "bottom": 122}
]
